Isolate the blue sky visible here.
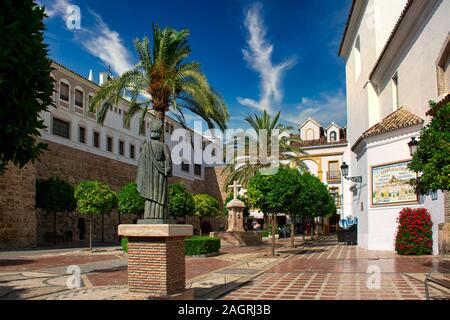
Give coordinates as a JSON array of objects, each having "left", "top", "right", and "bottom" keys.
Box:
[{"left": 39, "top": 0, "right": 352, "bottom": 131}]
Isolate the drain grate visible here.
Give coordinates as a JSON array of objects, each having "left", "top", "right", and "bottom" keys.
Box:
[{"left": 215, "top": 268, "right": 259, "bottom": 275}]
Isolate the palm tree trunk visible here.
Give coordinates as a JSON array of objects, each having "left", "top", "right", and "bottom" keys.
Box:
[{"left": 155, "top": 109, "right": 166, "bottom": 142}]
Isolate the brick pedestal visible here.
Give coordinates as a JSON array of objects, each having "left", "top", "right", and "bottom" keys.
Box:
[{"left": 118, "top": 224, "right": 193, "bottom": 297}]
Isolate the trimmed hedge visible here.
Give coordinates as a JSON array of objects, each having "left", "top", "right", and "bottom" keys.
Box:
[
  {"left": 185, "top": 236, "right": 221, "bottom": 256},
  {"left": 120, "top": 236, "right": 221, "bottom": 256}
]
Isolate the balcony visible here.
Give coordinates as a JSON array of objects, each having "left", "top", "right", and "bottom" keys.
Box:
[{"left": 327, "top": 171, "right": 341, "bottom": 183}]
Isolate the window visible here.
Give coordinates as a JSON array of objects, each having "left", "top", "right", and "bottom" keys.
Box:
[
  {"left": 165, "top": 122, "right": 170, "bottom": 133},
  {"left": 129, "top": 144, "right": 135, "bottom": 159},
  {"left": 75, "top": 89, "right": 84, "bottom": 110},
  {"left": 355, "top": 36, "right": 361, "bottom": 79},
  {"left": 93, "top": 131, "right": 100, "bottom": 148},
  {"left": 194, "top": 164, "right": 201, "bottom": 176},
  {"left": 52, "top": 118, "right": 70, "bottom": 139},
  {"left": 392, "top": 72, "right": 399, "bottom": 110},
  {"left": 60, "top": 82, "right": 69, "bottom": 102},
  {"left": 181, "top": 161, "right": 190, "bottom": 172},
  {"left": 78, "top": 126, "right": 86, "bottom": 144},
  {"left": 119, "top": 140, "right": 124, "bottom": 156},
  {"left": 330, "top": 131, "right": 337, "bottom": 142},
  {"left": 327, "top": 161, "right": 341, "bottom": 182},
  {"left": 107, "top": 136, "right": 113, "bottom": 152}
]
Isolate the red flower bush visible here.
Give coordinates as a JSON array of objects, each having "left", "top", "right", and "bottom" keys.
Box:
[{"left": 395, "top": 208, "right": 433, "bottom": 255}]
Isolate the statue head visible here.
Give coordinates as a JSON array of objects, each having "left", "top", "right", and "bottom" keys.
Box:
[{"left": 150, "top": 120, "right": 163, "bottom": 140}]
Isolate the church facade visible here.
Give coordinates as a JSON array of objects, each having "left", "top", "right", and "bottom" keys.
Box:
[{"left": 339, "top": 0, "right": 450, "bottom": 254}]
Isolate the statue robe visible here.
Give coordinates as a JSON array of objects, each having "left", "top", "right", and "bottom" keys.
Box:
[{"left": 136, "top": 140, "right": 172, "bottom": 219}]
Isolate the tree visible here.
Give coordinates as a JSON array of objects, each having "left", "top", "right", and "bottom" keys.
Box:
[
  {"left": 266, "top": 168, "right": 303, "bottom": 248},
  {"left": 247, "top": 172, "right": 277, "bottom": 255},
  {"left": 409, "top": 101, "right": 450, "bottom": 194},
  {"left": 90, "top": 24, "right": 229, "bottom": 141},
  {"left": 223, "top": 111, "right": 307, "bottom": 187},
  {"left": 297, "top": 173, "right": 336, "bottom": 240},
  {"left": 193, "top": 194, "right": 220, "bottom": 235},
  {"left": 169, "top": 183, "right": 195, "bottom": 222},
  {"left": 35, "top": 177, "right": 76, "bottom": 244},
  {"left": 118, "top": 182, "right": 145, "bottom": 221},
  {"left": 0, "top": 1, "right": 54, "bottom": 174},
  {"left": 74, "top": 181, "right": 118, "bottom": 251}
]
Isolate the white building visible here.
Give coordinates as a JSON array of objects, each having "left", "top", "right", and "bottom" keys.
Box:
[
  {"left": 339, "top": 0, "right": 450, "bottom": 254},
  {"left": 46, "top": 61, "right": 218, "bottom": 184}
]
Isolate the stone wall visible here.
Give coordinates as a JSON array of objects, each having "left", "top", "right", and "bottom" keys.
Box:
[
  {"left": 0, "top": 164, "right": 37, "bottom": 249},
  {"left": 0, "top": 140, "right": 228, "bottom": 248}
]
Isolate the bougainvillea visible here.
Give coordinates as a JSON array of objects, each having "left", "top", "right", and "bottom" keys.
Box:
[{"left": 395, "top": 208, "right": 433, "bottom": 255}]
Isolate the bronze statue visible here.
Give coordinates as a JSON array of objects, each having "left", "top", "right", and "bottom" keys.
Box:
[{"left": 136, "top": 120, "right": 172, "bottom": 224}]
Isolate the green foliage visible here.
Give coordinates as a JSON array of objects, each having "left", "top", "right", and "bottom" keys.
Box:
[
  {"left": 223, "top": 110, "right": 307, "bottom": 187},
  {"left": 266, "top": 168, "right": 302, "bottom": 216},
  {"left": 0, "top": 1, "right": 54, "bottom": 174},
  {"left": 185, "top": 236, "right": 221, "bottom": 256},
  {"left": 409, "top": 101, "right": 450, "bottom": 193},
  {"left": 121, "top": 236, "right": 221, "bottom": 256},
  {"left": 118, "top": 182, "right": 144, "bottom": 215},
  {"left": 90, "top": 24, "right": 228, "bottom": 137},
  {"left": 121, "top": 237, "right": 128, "bottom": 253},
  {"left": 74, "top": 181, "right": 118, "bottom": 216},
  {"left": 35, "top": 177, "right": 76, "bottom": 213},
  {"left": 193, "top": 194, "right": 220, "bottom": 219},
  {"left": 297, "top": 172, "right": 336, "bottom": 218},
  {"left": 169, "top": 183, "right": 195, "bottom": 218},
  {"left": 223, "top": 193, "right": 250, "bottom": 217},
  {"left": 247, "top": 170, "right": 336, "bottom": 218}
]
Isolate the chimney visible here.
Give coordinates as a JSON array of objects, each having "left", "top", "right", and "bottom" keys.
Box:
[
  {"left": 99, "top": 71, "right": 109, "bottom": 86},
  {"left": 88, "top": 69, "right": 93, "bottom": 82}
]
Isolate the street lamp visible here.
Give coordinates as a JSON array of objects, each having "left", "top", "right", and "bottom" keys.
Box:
[
  {"left": 340, "top": 162, "right": 362, "bottom": 183},
  {"left": 408, "top": 137, "right": 419, "bottom": 157}
]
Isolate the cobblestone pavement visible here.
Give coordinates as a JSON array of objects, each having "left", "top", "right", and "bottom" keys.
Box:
[
  {"left": 1, "top": 239, "right": 448, "bottom": 300},
  {"left": 222, "top": 239, "right": 450, "bottom": 300}
]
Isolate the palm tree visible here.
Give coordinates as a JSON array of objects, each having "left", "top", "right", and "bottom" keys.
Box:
[
  {"left": 222, "top": 110, "right": 308, "bottom": 188},
  {"left": 90, "top": 24, "right": 229, "bottom": 140}
]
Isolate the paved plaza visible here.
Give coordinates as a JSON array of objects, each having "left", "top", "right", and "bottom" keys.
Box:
[{"left": 0, "top": 238, "right": 448, "bottom": 300}]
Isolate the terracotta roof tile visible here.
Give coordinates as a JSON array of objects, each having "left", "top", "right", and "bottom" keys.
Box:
[
  {"left": 291, "top": 136, "right": 348, "bottom": 149},
  {"left": 352, "top": 106, "right": 423, "bottom": 151}
]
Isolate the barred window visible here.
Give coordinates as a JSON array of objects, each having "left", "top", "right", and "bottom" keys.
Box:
[
  {"left": 194, "top": 164, "right": 201, "bottom": 176},
  {"left": 119, "top": 140, "right": 124, "bottom": 156},
  {"left": 93, "top": 131, "right": 100, "bottom": 148},
  {"left": 181, "top": 161, "right": 190, "bottom": 172},
  {"left": 78, "top": 126, "right": 86, "bottom": 144},
  {"left": 52, "top": 118, "right": 70, "bottom": 139}
]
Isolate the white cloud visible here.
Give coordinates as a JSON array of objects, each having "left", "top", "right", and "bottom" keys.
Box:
[
  {"left": 40, "top": 0, "right": 134, "bottom": 76},
  {"left": 77, "top": 10, "right": 134, "bottom": 75},
  {"left": 237, "top": 3, "right": 297, "bottom": 113},
  {"left": 281, "top": 91, "right": 347, "bottom": 128}
]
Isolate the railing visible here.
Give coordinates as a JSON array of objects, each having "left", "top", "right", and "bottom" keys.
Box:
[{"left": 327, "top": 171, "right": 341, "bottom": 183}]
